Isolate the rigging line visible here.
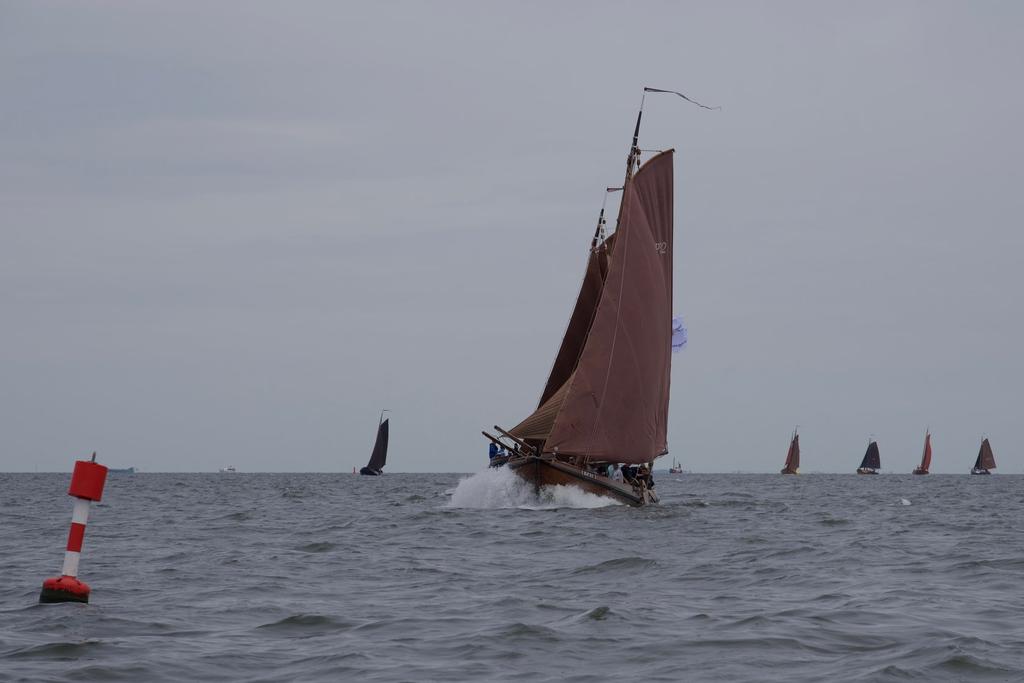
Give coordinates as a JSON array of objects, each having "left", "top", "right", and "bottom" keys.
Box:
[{"left": 643, "top": 87, "right": 721, "bottom": 111}]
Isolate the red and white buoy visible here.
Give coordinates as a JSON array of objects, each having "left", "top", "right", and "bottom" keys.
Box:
[{"left": 39, "top": 453, "right": 108, "bottom": 604}]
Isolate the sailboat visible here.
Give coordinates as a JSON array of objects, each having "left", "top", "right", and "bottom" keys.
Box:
[
  {"left": 482, "top": 88, "right": 696, "bottom": 506},
  {"left": 856, "top": 439, "right": 880, "bottom": 474},
  {"left": 912, "top": 431, "right": 931, "bottom": 474},
  {"left": 669, "top": 459, "right": 683, "bottom": 474},
  {"left": 970, "top": 437, "right": 996, "bottom": 475},
  {"left": 359, "top": 410, "right": 389, "bottom": 476},
  {"left": 780, "top": 428, "right": 799, "bottom": 474}
]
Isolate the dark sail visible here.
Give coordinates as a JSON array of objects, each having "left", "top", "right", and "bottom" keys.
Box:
[
  {"left": 782, "top": 432, "right": 799, "bottom": 473},
  {"left": 537, "top": 246, "right": 609, "bottom": 407},
  {"left": 975, "top": 438, "right": 996, "bottom": 470},
  {"left": 919, "top": 432, "right": 932, "bottom": 472},
  {"left": 859, "top": 441, "right": 880, "bottom": 470},
  {"left": 365, "top": 419, "right": 389, "bottom": 472}
]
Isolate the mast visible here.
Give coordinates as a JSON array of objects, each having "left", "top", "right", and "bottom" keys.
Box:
[
  {"left": 614, "top": 87, "right": 718, "bottom": 231},
  {"left": 623, "top": 92, "right": 646, "bottom": 186}
]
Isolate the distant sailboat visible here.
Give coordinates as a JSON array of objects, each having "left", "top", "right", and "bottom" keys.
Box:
[
  {"left": 780, "top": 428, "right": 799, "bottom": 475},
  {"left": 912, "top": 431, "right": 931, "bottom": 475},
  {"left": 219, "top": 466, "right": 237, "bottom": 473},
  {"left": 359, "top": 410, "right": 389, "bottom": 476},
  {"left": 856, "top": 440, "right": 880, "bottom": 475},
  {"left": 669, "top": 459, "right": 683, "bottom": 474},
  {"left": 970, "top": 437, "right": 996, "bottom": 475}
]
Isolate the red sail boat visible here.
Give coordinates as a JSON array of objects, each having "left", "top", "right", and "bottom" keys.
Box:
[
  {"left": 912, "top": 431, "right": 931, "bottom": 475},
  {"left": 482, "top": 90, "right": 686, "bottom": 506},
  {"left": 780, "top": 428, "right": 799, "bottom": 474},
  {"left": 970, "top": 437, "right": 996, "bottom": 475}
]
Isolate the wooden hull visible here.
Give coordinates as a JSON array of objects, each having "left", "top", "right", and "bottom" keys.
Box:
[
  {"left": 504, "top": 455, "right": 656, "bottom": 506},
  {"left": 856, "top": 468, "right": 878, "bottom": 475},
  {"left": 970, "top": 468, "right": 991, "bottom": 475},
  {"left": 912, "top": 468, "right": 928, "bottom": 475},
  {"left": 780, "top": 469, "right": 798, "bottom": 475}
]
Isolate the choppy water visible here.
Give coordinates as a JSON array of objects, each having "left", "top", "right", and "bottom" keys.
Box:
[{"left": 2, "top": 470, "right": 1023, "bottom": 681}]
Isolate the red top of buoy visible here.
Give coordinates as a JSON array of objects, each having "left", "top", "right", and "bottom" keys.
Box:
[{"left": 68, "top": 459, "right": 108, "bottom": 502}]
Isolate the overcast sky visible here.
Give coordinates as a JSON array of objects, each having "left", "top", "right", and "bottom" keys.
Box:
[{"left": 2, "top": 2, "right": 1022, "bottom": 473}]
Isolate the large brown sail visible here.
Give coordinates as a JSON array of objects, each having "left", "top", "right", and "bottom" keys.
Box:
[{"left": 534, "top": 151, "right": 674, "bottom": 464}]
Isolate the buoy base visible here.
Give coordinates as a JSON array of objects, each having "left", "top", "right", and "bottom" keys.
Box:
[{"left": 39, "top": 576, "right": 90, "bottom": 604}]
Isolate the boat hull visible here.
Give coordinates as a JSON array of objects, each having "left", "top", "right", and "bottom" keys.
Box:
[
  {"left": 912, "top": 468, "right": 928, "bottom": 475},
  {"left": 970, "top": 468, "right": 991, "bottom": 475},
  {"left": 359, "top": 467, "right": 382, "bottom": 476},
  {"left": 856, "top": 468, "right": 878, "bottom": 475},
  {"left": 504, "top": 455, "right": 656, "bottom": 506},
  {"left": 780, "top": 469, "right": 798, "bottom": 475}
]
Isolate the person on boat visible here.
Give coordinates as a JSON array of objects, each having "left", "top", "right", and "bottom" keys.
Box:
[
  {"left": 638, "top": 466, "right": 655, "bottom": 489},
  {"left": 488, "top": 442, "right": 499, "bottom": 460},
  {"left": 611, "top": 464, "right": 623, "bottom": 482}
]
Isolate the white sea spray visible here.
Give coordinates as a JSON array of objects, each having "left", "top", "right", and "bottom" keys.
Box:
[{"left": 445, "top": 466, "right": 620, "bottom": 509}]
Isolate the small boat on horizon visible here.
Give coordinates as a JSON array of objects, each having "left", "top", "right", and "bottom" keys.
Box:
[
  {"left": 780, "top": 428, "right": 799, "bottom": 475},
  {"left": 856, "top": 439, "right": 880, "bottom": 475},
  {"left": 219, "top": 466, "right": 237, "bottom": 473},
  {"left": 970, "top": 437, "right": 996, "bottom": 475},
  {"left": 669, "top": 459, "right": 683, "bottom": 474},
  {"left": 359, "top": 410, "right": 389, "bottom": 476},
  {"left": 108, "top": 467, "right": 136, "bottom": 474},
  {"left": 912, "top": 431, "right": 931, "bottom": 475}
]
